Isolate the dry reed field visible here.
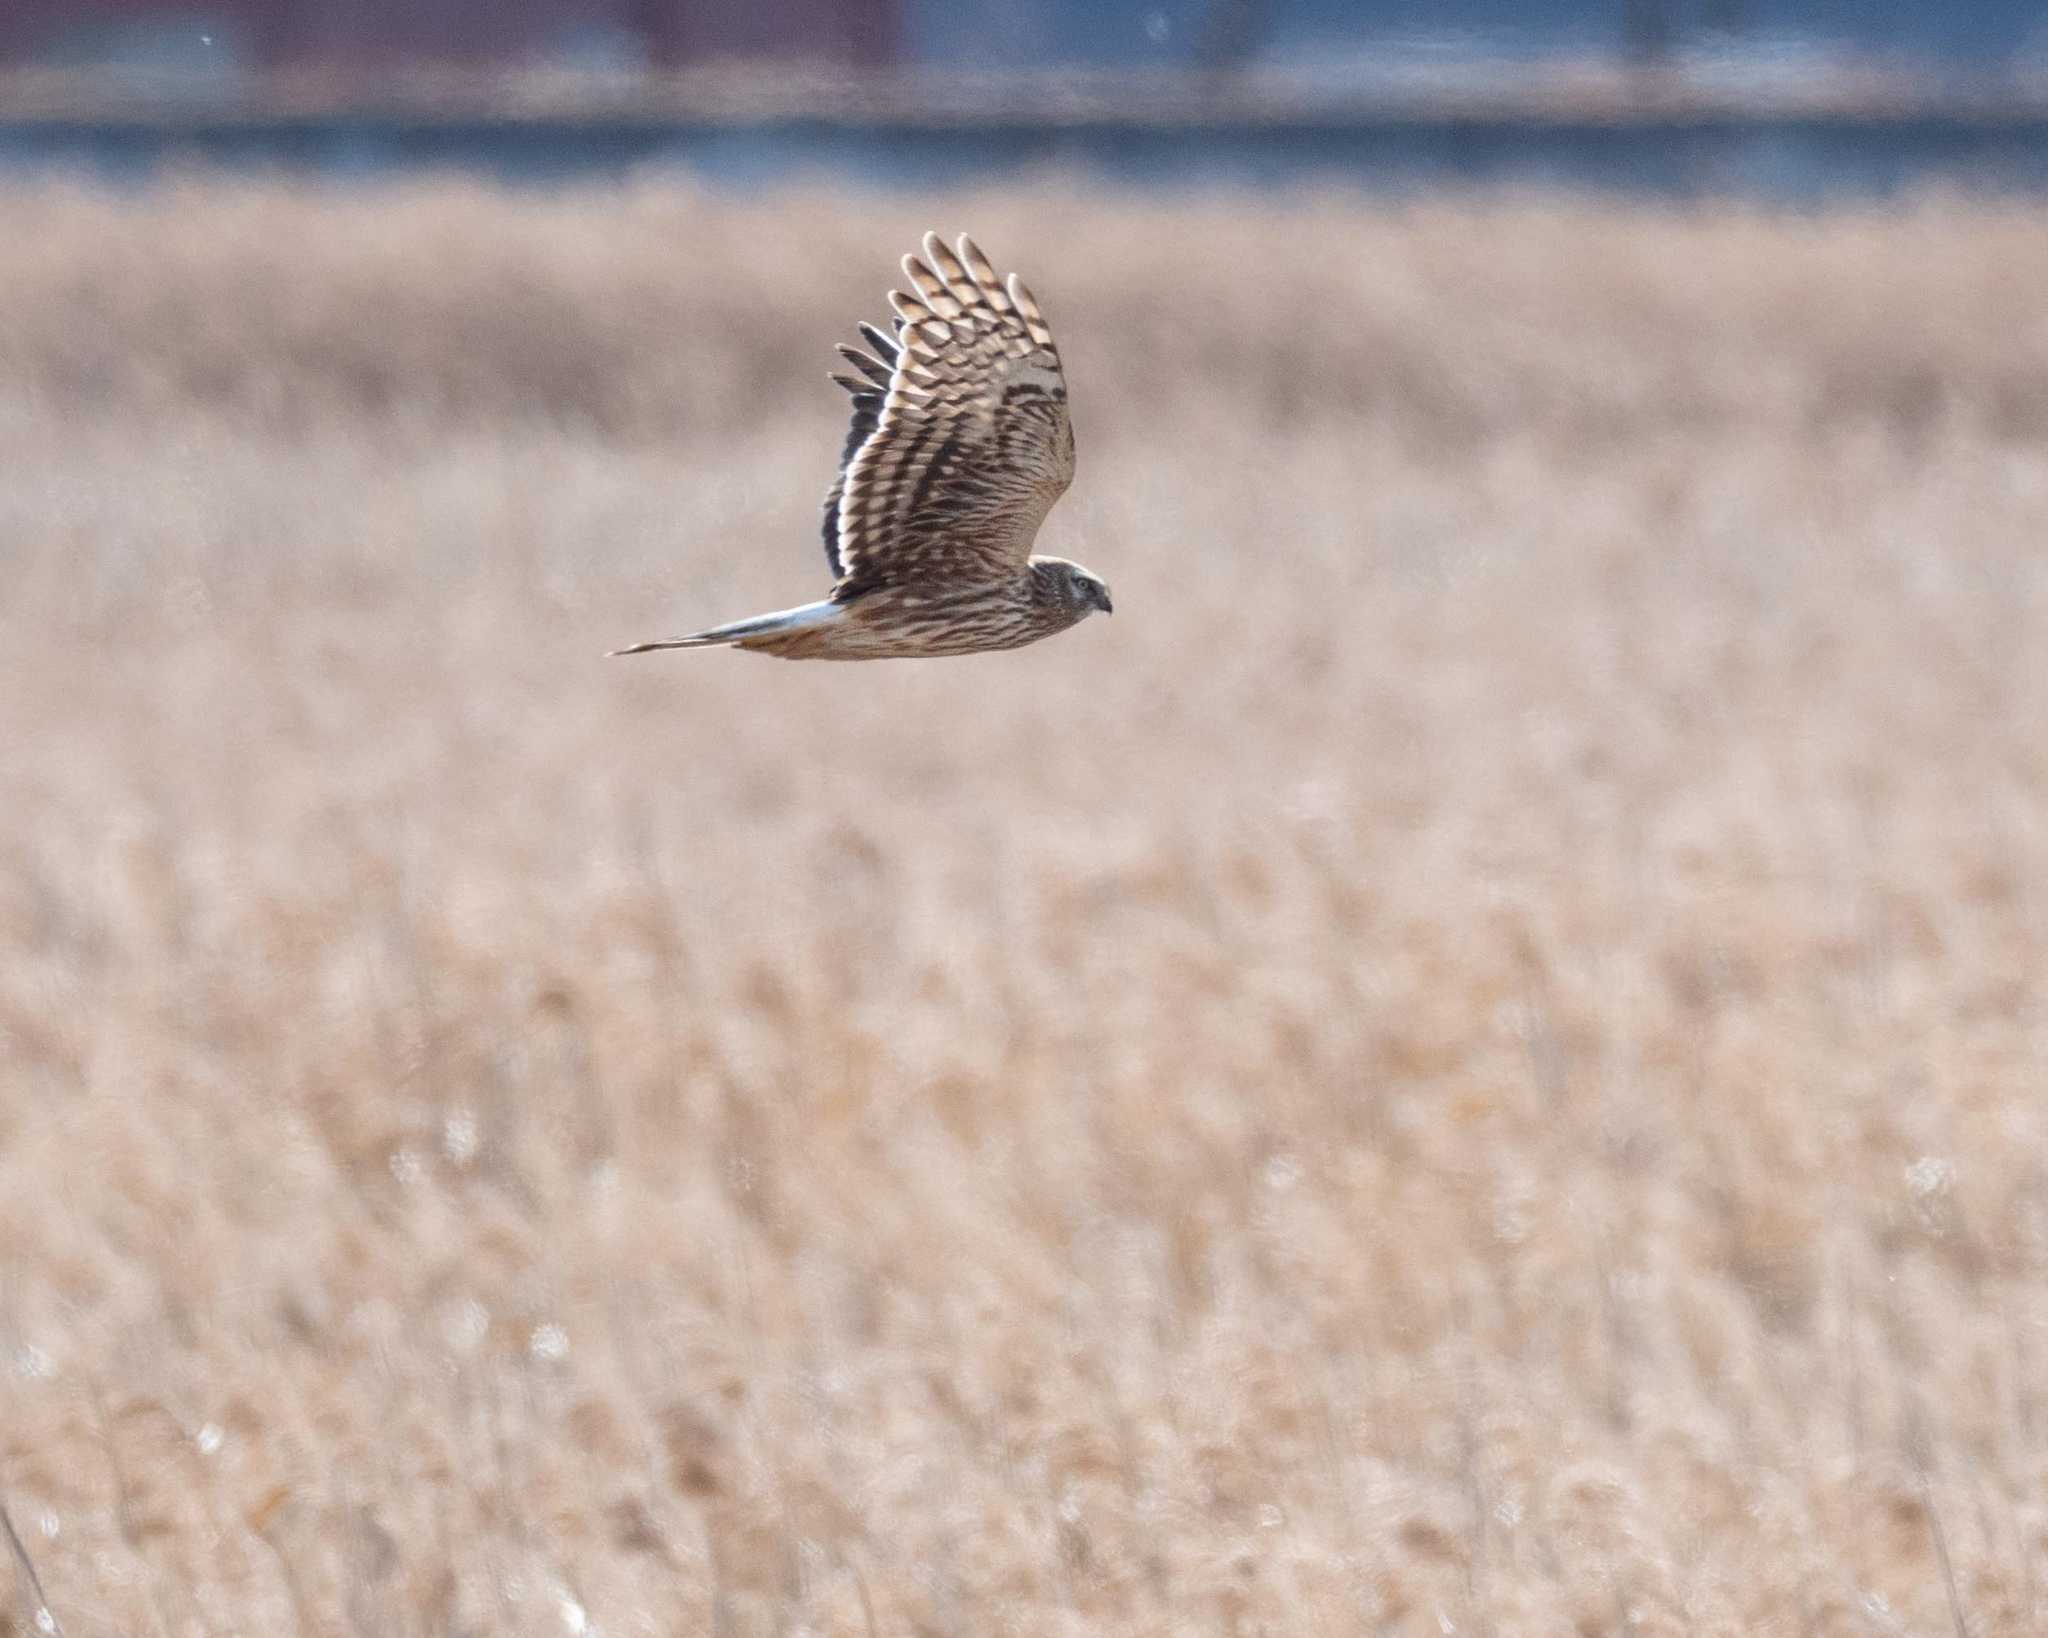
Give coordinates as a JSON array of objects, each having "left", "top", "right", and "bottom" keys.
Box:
[{"left": 3, "top": 179, "right": 2048, "bottom": 1636}]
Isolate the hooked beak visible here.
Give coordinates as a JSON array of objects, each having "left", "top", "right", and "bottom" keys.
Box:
[{"left": 1094, "top": 585, "right": 1114, "bottom": 616}]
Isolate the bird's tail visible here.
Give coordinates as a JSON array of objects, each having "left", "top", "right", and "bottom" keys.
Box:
[{"left": 608, "top": 598, "right": 845, "bottom": 657}]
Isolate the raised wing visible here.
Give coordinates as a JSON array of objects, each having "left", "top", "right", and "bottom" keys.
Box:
[
  {"left": 820, "top": 318, "right": 895, "bottom": 579},
  {"left": 820, "top": 234, "right": 1074, "bottom": 598}
]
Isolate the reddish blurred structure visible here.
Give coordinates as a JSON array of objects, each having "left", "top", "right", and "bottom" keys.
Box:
[{"left": 0, "top": 0, "right": 901, "bottom": 69}]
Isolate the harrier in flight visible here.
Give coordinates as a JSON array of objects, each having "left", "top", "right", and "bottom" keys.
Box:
[{"left": 613, "top": 233, "right": 1107, "bottom": 661}]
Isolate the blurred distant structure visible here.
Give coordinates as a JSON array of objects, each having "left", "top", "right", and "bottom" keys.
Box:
[
  {"left": 3, "top": 0, "right": 2043, "bottom": 78},
  {"left": 0, "top": 0, "right": 899, "bottom": 73},
  {"left": 5, "top": 0, "right": 2047, "bottom": 197}
]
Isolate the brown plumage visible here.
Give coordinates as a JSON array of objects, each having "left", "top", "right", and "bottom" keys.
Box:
[{"left": 612, "top": 233, "right": 1109, "bottom": 662}]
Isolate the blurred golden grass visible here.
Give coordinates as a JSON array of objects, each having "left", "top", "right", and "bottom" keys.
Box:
[{"left": 3, "top": 179, "right": 2048, "bottom": 1636}]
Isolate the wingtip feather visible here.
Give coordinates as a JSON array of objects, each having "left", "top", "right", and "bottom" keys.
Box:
[
  {"left": 958, "top": 234, "right": 997, "bottom": 285},
  {"left": 923, "top": 230, "right": 963, "bottom": 280},
  {"left": 835, "top": 343, "right": 893, "bottom": 386},
  {"left": 888, "top": 288, "right": 933, "bottom": 327},
  {"left": 856, "top": 320, "right": 899, "bottom": 363},
  {"left": 902, "top": 250, "right": 964, "bottom": 318}
]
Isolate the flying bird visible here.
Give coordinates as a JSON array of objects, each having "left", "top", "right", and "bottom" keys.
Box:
[{"left": 612, "top": 233, "right": 1108, "bottom": 661}]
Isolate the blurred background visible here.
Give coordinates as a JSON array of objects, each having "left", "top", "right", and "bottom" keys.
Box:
[
  {"left": 4, "top": 6, "right": 2048, "bottom": 1638},
  {"left": 6, "top": 0, "right": 2048, "bottom": 191}
]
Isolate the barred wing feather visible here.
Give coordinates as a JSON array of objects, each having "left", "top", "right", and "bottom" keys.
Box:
[
  {"left": 820, "top": 319, "right": 897, "bottom": 578},
  {"left": 821, "top": 234, "right": 1074, "bottom": 597}
]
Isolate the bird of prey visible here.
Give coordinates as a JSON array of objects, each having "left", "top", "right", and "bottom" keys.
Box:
[{"left": 612, "top": 233, "right": 1108, "bottom": 661}]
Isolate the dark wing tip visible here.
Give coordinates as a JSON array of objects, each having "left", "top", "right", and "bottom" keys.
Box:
[
  {"left": 835, "top": 344, "right": 893, "bottom": 388},
  {"left": 856, "top": 320, "right": 900, "bottom": 364}
]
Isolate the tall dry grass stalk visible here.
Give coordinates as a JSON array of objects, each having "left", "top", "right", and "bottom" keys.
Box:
[{"left": 2, "top": 179, "right": 2047, "bottom": 1636}]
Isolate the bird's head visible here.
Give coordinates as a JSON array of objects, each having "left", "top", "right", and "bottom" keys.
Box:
[{"left": 1034, "top": 556, "right": 1113, "bottom": 621}]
